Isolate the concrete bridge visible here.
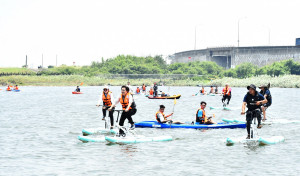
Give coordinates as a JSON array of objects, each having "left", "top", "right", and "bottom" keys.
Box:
[{"left": 170, "top": 46, "right": 300, "bottom": 68}]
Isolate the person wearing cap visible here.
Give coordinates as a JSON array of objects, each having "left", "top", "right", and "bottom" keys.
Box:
[
  {"left": 75, "top": 86, "right": 80, "bottom": 92},
  {"left": 222, "top": 83, "right": 231, "bottom": 106},
  {"left": 241, "top": 84, "right": 267, "bottom": 139},
  {"left": 155, "top": 105, "right": 183, "bottom": 124},
  {"left": 259, "top": 84, "right": 272, "bottom": 121},
  {"left": 96, "top": 86, "right": 115, "bottom": 128},
  {"left": 196, "top": 101, "right": 216, "bottom": 124}
]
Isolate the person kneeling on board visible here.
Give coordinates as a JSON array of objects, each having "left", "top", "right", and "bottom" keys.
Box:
[
  {"left": 156, "top": 105, "right": 183, "bottom": 124},
  {"left": 241, "top": 84, "right": 267, "bottom": 139},
  {"left": 96, "top": 86, "right": 115, "bottom": 128},
  {"left": 259, "top": 84, "right": 272, "bottom": 122},
  {"left": 109, "top": 85, "right": 137, "bottom": 136},
  {"left": 196, "top": 101, "right": 216, "bottom": 124}
]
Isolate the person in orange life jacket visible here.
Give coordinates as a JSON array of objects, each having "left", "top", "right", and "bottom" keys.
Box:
[
  {"left": 142, "top": 84, "right": 146, "bottom": 93},
  {"left": 241, "top": 84, "right": 267, "bottom": 139},
  {"left": 96, "top": 86, "right": 115, "bottom": 127},
  {"left": 200, "top": 86, "right": 206, "bottom": 95},
  {"left": 209, "top": 86, "right": 214, "bottom": 94},
  {"left": 109, "top": 85, "right": 137, "bottom": 135},
  {"left": 149, "top": 87, "right": 154, "bottom": 96},
  {"left": 222, "top": 83, "right": 231, "bottom": 106},
  {"left": 75, "top": 86, "right": 80, "bottom": 92},
  {"left": 196, "top": 101, "right": 216, "bottom": 124},
  {"left": 259, "top": 84, "right": 272, "bottom": 122},
  {"left": 14, "top": 85, "right": 19, "bottom": 90},
  {"left": 136, "top": 87, "right": 140, "bottom": 94},
  {"left": 6, "top": 85, "right": 11, "bottom": 91},
  {"left": 156, "top": 105, "right": 183, "bottom": 124}
]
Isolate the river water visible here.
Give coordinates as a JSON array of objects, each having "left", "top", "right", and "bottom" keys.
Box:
[{"left": 1, "top": 86, "right": 300, "bottom": 176}]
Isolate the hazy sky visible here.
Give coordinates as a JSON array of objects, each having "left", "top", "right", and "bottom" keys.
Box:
[{"left": 1, "top": 0, "right": 300, "bottom": 68}]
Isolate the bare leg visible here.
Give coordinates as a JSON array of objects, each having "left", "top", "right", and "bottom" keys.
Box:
[{"left": 262, "top": 106, "right": 266, "bottom": 121}]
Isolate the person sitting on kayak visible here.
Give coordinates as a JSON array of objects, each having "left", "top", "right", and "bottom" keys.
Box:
[
  {"left": 97, "top": 86, "right": 115, "bottom": 128},
  {"left": 75, "top": 86, "right": 80, "bottom": 92},
  {"left": 200, "top": 86, "right": 206, "bottom": 95},
  {"left": 136, "top": 87, "right": 140, "bottom": 94},
  {"left": 196, "top": 101, "right": 216, "bottom": 124},
  {"left": 14, "top": 85, "right": 19, "bottom": 90},
  {"left": 149, "top": 87, "right": 154, "bottom": 96},
  {"left": 142, "top": 84, "right": 146, "bottom": 93},
  {"left": 6, "top": 85, "right": 11, "bottom": 91},
  {"left": 215, "top": 86, "right": 218, "bottom": 94},
  {"left": 222, "top": 83, "right": 231, "bottom": 106},
  {"left": 109, "top": 85, "right": 137, "bottom": 136},
  {"left": 241, "top": 84, "right": 267, "bottom": 139},
  {"left": 259, "top": 84, "right": 272, "bottom": 122},
  {"left": 153, "top": 82, "right": 158, "bottom": 97},
  {"left": 156, "top": 105, "right": 183, "bottom": 124},
  {"left": 209, "top": 86, "right": 214, "bottom": 94}
]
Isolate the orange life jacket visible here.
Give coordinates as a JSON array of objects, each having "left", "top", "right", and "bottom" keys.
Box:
[
  {"left": 196, "top": 108, "right": 207, "bottom": 123},
  {"left": 119, "top": 93, "right": 132, "bottom": 110},
  {"left": 149, "top": 89, "right": 154, "bottom": 95},
  {"left": 223, "top": 87, "right": 231, "bottom": 96},
  {"left": 14, "top": 86, "right": 18, "bottom": 90},
  {"left": 155, "top": 111, "right": 165, "bottom": 122},
  {"left": 7, "top": 87, "right": 11, "bottom": 91},
  {"left": 102, "top": 92, "right": 112, "bottom": 106},
  {"left": 142, "top": 85, "right": 146, "bottom": 91},
  {"left": 136, "top": 88, "right": 140, "bottom": 93},
  {"left": 201, "top": 88, "right": 205, "bottom": 94}
]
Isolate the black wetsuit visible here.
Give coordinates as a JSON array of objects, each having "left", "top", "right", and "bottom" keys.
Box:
[
  {"left": 119, "top": 101, "right": 137, "bottom": 135},
  {"left": 260, "top": 89, "right": 272, "bottom": 108},
  {"left": 153, "top": 84, "right": 158, "bottom": 97}
]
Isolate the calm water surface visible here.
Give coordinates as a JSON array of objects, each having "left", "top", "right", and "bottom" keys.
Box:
[{"left": 1, "top": 86, "right": 300, "bottom": 175}]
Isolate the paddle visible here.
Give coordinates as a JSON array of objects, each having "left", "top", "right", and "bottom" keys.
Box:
[
  {"left": 169, "top": 98, "right": 177, "bottom": 128},
  {"left": 80, "top": 82, "right": 84, "bottom": 86}
]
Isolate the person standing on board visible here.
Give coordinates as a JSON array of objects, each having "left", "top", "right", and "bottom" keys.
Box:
[
  {"left": 153, "top": 82, "right": 158, "bottom": 97},
  {"left": 200, "top": 86, "right": 206, "bottom": 95},
  {"left": 96, "top": 86, "right": 115, "bottom": 128},
  {"left": 241, "top": 84, "right": 267, "bottom": 139},
  {"left": 215, "top": 86, "right": 219, "bottom": 94},
  {"left": 196, "top": 101, "right": 216, "bottom": 124},
  {"left": 127, "top": 82, "right": 133, "bottom": 94},
  {"left": 109, "top": 85, "right": 137, "bottom": 136},
  {"left": 259, "top": 84, "right": 272, "bottom": 121},
  {"left": 222, "top": 83, "right": 231, "bottom": 106},
  {"left": 209, "top": 86, "right": 214, "bottom": 94},
  {"left": 136, "top": 87, "right": 140, "bottom": 94},
  {"left": 142, "top": 84, "right": 146, "bottom": 94}
]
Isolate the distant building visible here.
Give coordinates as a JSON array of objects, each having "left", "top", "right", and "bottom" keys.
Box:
[{"left": 171, "top": 45, "right": 300, "bottom": 69}]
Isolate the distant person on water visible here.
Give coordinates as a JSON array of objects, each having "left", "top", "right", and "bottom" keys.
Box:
[
  {"left": 14, "top": 85, "right": 19, "bottom": 90},
  {"left": 200, "top": 86, "right": 206, "bottom": 95},
  {"left": 149, "top": 87, "right": 154, "bottom": 96},
  {"left": 156, "top": 105, "right": 183, "bottom": 124},
  {"left": 142, "top": 84, "right": 146, "bottom": 93},
  {"left": 109, "top": 85, "right": 137, "bottom": 136},
  {"left": 196, "top": 101, "right": 216, "bottom": 124},
  {"left": 127, "top": 82, "right": 133, "bottom": 94},
  {"left": 209, "top": 86, "right": 214, "bottom": 94},
  {"left": 215, "top": 86, "right": 218, "bottom": 94},
  {"left": 97, "top": 86, "right": 115, "bottom": 128},
  {"left": 6, "top": 85, "right": 11, "bottom": 91},
  {"left": 136, "top": 87, "right": 140, "bottom": 94},
  {"left": 222, "top": 83, "right": 231, "bottom": 106},
  {"left": 241, "top": 84, "right": 267, "bottom": 139},
  {"left": 259, "top": 84, "right": 272, "bottom": 121},
  {"left": 75, "top": 86, "right": 80, "bottom": 92},
  {"left": 153, "top": 82, "right": 158, "bottom": 97}
]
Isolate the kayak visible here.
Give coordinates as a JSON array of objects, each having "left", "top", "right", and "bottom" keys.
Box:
[
  {"left": 12, "top": 89, "right": 20, "bottom": 92},
  {"left": 82, "top": 128, "right": 117, "bottom": 136},
  {"left": 72, "top": 91, "right": 83, "bottom": 94},
  {"left": 226, "top": 136, "right": 284, "bottom": 145},
  {"left": 105, "top": 135, "right": 172, "bottom": 144},
  {"left": 222, "top": 118, "right": 300, "bottom": 125},
  {"left": 78, "top": 135, "right": 105, "bottom": 142},
  {"left": 135, "top": 121, "right": 246, "bottom": 129},
  {"left": 148, "top": 94, "right": 181, "bottom": 99}
]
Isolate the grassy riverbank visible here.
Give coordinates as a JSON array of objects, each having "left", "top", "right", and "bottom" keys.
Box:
[{"left": 1, "top": 75, "right": 300, "bottom": 88}]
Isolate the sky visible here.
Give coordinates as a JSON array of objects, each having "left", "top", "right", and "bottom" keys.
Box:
[{"left": 0, "top": 0, "right": 300, "bottom": 68}]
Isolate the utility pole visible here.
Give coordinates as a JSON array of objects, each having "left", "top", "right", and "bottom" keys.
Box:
[
  {"left": 56, "top": 55, "right": 57, "bottom": 66},
  {"left": 42, "top": 54, "right": 44, "bottom": 68},
  {"left": 25, "top": 55, "right": 28, "bottom": 68}
]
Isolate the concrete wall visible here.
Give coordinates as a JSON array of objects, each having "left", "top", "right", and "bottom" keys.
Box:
[{"left": 171, "top": 46, "right": 300, "bottom": 68}]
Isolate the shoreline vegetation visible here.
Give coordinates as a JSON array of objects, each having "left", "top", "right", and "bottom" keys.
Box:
[
  {"left": 0, "top": 75, "right": 300, "bottom": 88},
  {"left": 1, "top": 55, "right": 300, "bottom": 88}
]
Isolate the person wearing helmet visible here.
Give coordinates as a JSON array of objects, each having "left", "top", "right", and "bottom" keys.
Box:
[
  {"left": 96, "top": 86, "right": 115, "bottom": 128},
  {"left": 241, "top": 84, "right": 267, "bottom": 139}
]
